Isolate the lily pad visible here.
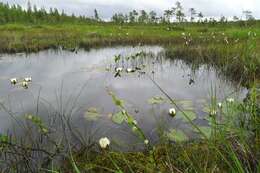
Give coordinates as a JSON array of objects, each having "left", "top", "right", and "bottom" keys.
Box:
[
  {"left": 166, "top": 129, "right": 188, "bottom": 142},
  {"left": 84, "top": 107, "right": 100, "bottom": 121},
  {"left": 177, "top": 100, "right": 194, "bottom": 110},
  {"left": 112, "top": 111, "right": 126, "bottom": 124},
  {"left": 148, "top": 96, "right": 165, "bottom": 105},
  {"left": 175, "top": 110, "right": 197, "bottom": 122}
]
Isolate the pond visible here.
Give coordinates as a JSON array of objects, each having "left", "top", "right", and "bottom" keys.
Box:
[{"left": 0, "top": 46, "right": 247, "bottom": 150}]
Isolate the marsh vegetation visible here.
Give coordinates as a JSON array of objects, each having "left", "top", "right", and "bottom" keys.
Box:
[{"left": 0, "top": 1, "right": 259, "bottom": 173}]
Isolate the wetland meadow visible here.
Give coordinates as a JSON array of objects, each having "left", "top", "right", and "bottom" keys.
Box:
[{"left": 0, "top": 1, "right": 259, "bottom": 173}]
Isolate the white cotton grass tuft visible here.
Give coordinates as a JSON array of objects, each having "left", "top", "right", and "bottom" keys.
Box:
[
  {"left": 10, "top": 78, "right": 17, "bottom": 85},
  {"left": 24, "top": 77, "right": 32, "bottom": 82},
  {"left": 22, "top": 81, "right": 29, "bottom": 89},
  {"left": 169, "top": 108, "right": 176, "bottom": 117},
  {"left": 210, "top": 109, "right": 217, "bottom": 116},
  {"left": 144, "top": 139, "right": 149, "bottom": 145},
  {"left": 99, "top": 137, "right": 110, "bottom": 149},
  {"left": 227, "top": 98, "right": 234, "bottom": 103}
]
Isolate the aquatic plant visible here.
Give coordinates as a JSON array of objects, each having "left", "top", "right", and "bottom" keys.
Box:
[
  {"left": 168, "top": 108, "right": 176, "bottom": 117},
  {"left": 10, "top": 78, "right": 17, "bottom": 85},
  {"left": 99, "top": 137, "right": 110, "bottom": 149}
]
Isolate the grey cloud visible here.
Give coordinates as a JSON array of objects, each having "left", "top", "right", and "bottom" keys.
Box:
[{"left": 2, "top": 0, "right": 260, "bottom": 19}]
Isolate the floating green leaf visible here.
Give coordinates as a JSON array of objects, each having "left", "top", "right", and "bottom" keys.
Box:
[
  {"left": 175, "top": 110, "right": 197, "bottom": 122},
  {"left": 84, "top": 107, "right": 100, "bottom": 121},
  {"left": 177, "top": 100, "right": 194, "bottom": 110},
  {"left": 112, "top": 111, "right": 126, "bottom": 124},
  {"left": 166, "top": 129, "right": 188, "bottom": 142},
  {"left": 148, "top": 96, "right": 165, "bottom": 105}
]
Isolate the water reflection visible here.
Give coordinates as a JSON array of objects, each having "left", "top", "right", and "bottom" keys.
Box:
[{"left": 0, "top": 46, "right": 247, "bottom": 148}]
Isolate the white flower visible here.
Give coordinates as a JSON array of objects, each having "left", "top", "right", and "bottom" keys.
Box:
[
  {"left": 218, "top": 102, "right": 222, "bottom": 108},
  {"left": 10, "top": 78, "right": 17, "bottom": 85},
  {"left": 116, "top": 67, "right": 123, "bottom": 73},
  {"left": 224, "top": 37, "right": 229, "bottom": 44},
  {"left": 169, "top": 108, "right": 176, "bottom": 117},
  {"left": 227, "top": 98, "right": 234, "bottom": 103},
  {"left": 26, "top": 114, "right": 33, "bottom": 120},
  {"left": 210, "top": 109, "right": 217, "bottom": 116},
  {"left": 22, "top": 81, "right": 29, "bottom": 89},
  {"left": 99, "top": 137, "right": 110, "bottom": 149},
  {"left": 24, "top": 77, "right": 32, "bottom": 82},
  {"left": 144, "top": 139, "right": 149, "bottom": 145},
  {"left": 126, "top": 32, "right": 129, "bottom": 36},
  {"left": 126, "top": 68, "right": 134, "bottom": 73},
  {"left": 133, "top": 120, "right": 138, "bottom": 125},
  {"left": 181, "top": 32, "right": 186, "bottom": 36},
  {"left": 115, "top": 67, "right": 123, "bottom": 73}
]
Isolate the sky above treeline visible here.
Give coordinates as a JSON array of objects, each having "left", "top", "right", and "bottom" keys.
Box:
[{"left": 2, "top": 0, "right": 260, "bottom": 20}]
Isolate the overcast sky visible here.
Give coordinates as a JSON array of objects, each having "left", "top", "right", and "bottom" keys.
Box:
[{"left": 2, "top": 0, "right": 260, "bottom": 19}]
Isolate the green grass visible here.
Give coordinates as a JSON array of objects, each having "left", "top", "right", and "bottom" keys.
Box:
[{"left": 0, "top": 22, "right": 259, "bottom": 53}]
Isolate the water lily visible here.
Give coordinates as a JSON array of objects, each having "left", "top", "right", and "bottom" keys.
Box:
[
  {"left": 126, "top": 68, "right": 135, "bottom": 73},
  {"left": 115, "top": 67, "right": 123, "bottom": 73},
  {"left": 10, "top": 78, "right": 17, "bottom": 85},
  {"left": 99, "top": 137, "right": 110, "bottom": 149},
  {"left": 22, "top": 81, "right": 29, "bottom": 89},
  {"left": 24, "top": 77, "right": 32, "bottom": 82},
  {"left": 169, "top": 108, "right": 176, "bottom": 117},
  {"left": 144, "top": 139, "right": 149, "bottom": 145},
  {"left": 227, "top": 98, "right": 234, "bottom": 103}
]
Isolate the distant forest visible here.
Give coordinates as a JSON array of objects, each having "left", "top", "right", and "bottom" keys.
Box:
[
  {"left": 0, "top": 1, "right": 258, "bottom": 25},
  {"left": 0, "top": 2, "right": 94, "bottom": 24}
]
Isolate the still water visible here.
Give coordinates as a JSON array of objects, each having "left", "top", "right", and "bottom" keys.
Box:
[{"left": 0, "top": 46, "right": 247, "bottom": 149}]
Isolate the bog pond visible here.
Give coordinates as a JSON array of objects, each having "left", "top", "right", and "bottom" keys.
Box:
[{"left": 0, "top": 46, "right": 247, "bottom": 150}]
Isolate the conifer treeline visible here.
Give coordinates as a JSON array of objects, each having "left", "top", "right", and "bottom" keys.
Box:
[{"left": 0, "top": 2, "right": 94, "bottom": 24}]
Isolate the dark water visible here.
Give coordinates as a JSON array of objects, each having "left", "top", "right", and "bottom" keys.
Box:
[{"left": 0, "top": 46, "right": 247, "bottom": 149}]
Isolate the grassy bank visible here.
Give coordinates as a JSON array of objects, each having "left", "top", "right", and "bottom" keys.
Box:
[
  {"left": 165, "top": 38, "right": 260, "bottom": 86},
  {"left": 0, "top": 23, "right": 260, "bottom": 53}
]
